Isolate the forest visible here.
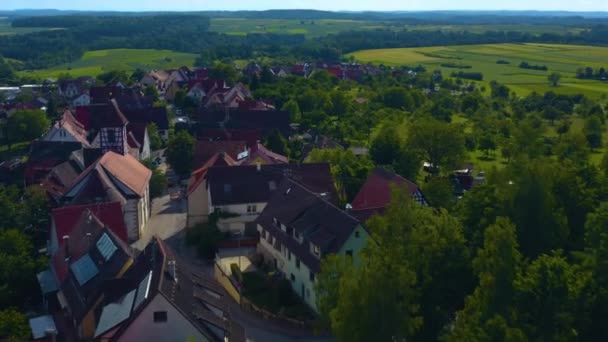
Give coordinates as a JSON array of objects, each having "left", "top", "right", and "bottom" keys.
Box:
[{"left": 2, "top": 13, "right": 608, "bottom": 70}]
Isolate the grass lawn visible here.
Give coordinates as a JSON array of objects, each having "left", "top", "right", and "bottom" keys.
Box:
[
  {"left": 17, "top": 49, "right": 198, "bottom": 80},
  {"left": 348, "top": 43, "right": 608, "bottom": 99}
]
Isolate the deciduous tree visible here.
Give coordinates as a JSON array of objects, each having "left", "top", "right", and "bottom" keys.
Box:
[{"left": 166, "top": 130, "right": 194, "bottom": 177}]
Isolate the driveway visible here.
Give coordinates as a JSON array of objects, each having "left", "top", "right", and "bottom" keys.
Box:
[{"left": 132, "top": 186, "right": 186, "bottom": 251}]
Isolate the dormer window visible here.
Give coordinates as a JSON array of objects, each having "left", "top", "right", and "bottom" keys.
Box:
[{"left": 311, "top": 243, "right": 321, "bottom": 258}]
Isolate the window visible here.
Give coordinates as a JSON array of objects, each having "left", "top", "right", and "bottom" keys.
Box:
[
  {"left": 346, "top": 250, "right": 353, "bottom": 257},
  {"left": 309, "top": 272, "right": 315, "bottom": 282},
  {"left": 106, "top": 130, "right": 116, "bottom": 143},
  {"left": 153, "top": 311, "right": 167, "bottom": 323},
  {"left": 247, "top": 205, "right": 257, "bottom": 213},
  {"left": 281, "top": 223, "right": 286, "bottom": 232},
  {"left": 312, "top": 244, "right": 320, "bottom": 257},
  {"left": 296, "top": 258, "right": 300, "bottom": 269},
  {"left": 273, "top": 217, "right": 278, "bottom": 225},
  {"left": 290, "top": 273, "right": 295, "bottom": 282},
  {"left": 355, "top": 230, "right": 360, "bottom": 238}
]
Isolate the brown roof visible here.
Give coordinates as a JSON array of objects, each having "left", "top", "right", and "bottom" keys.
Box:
[
  {"left": 98, "top": 151, "right": 151, "bottom": 197},
  {"left": 194, "top": 140, "right": 248, "bottom": 169},
  {"left": 64, "top": 152, "right": 151, "bottom": 202}
]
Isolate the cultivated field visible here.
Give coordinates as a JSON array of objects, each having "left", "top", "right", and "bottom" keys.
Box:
[
  {"left": 348, "top": 43, "right": 608, "bottom": 98},
  {"left": 0, "top": 18, "right": 62, "bottom": 35},
  {"left": 209, "top": 18, "right": 390, "bottom": 38},
  {"left": 17, "top": 49, "right": 197, "bottom": 79}
]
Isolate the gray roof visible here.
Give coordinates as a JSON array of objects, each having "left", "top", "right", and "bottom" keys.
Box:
[
  {"left": 70, "top": 253, "right": 99, "bottom": 286},
  {"left": 37, "top": 269, "right": 59, "bottom": 295},
  {"left": 256, "top": 178, "right": 361, "bottom": 273},
  {"left": 94, "top": 289, "right": 136, "bottom": 338},
  {"left": 29, "top": 315, "right": 57, "bottom": 340}
]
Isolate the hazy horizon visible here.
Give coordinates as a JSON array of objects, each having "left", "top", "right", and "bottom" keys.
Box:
[{"left": 2, "top": 0, "right": 607, "bottom": 12}]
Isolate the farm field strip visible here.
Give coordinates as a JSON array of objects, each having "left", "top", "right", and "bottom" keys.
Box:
[
  {"left": 17, "top": 49, "right": 197, "bottom": 79},
  {"left": 348, "top": 43, "right": 608, "bottom": 98}
]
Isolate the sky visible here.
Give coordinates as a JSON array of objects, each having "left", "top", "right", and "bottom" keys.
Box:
[{"left": 1, "top": 0, "right": 607, "bottom": 12}]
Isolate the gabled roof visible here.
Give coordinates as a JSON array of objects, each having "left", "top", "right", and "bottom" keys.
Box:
[
  {"left": 63, "top": 151, "right": 152, "bottom": 203},
  {"left": 56, "top": 214, "right": 133, "bottom": 322},
  {"left": 197, "top": 109, "right": 292, "bottom": 136},
  {"left": 88, "top": 99, "right": 129, "bottom": 129},
  {"left": 122, "top": 106, "right": 169, "bottom": 130},
  {"left": 199, "top": 128, "right": 261, "bottom": 148},
  {"left": 41, "top": 159, "right": 82, "bottom": 202},
  {"left": 25, "top": 141, "right": 82, "bottom": 185},
  {"left": 240, "top": 143, "right": 288, "bottom": 165},
  {"left": 127, "top": 123, "right": 147, "bottom": 152},
  {"left": 194, "top": 140, "right": 248, "bottom": 168},
  {"left": 90, "top": 86, "right": 124, "bottom": 104},
  {"left": 44, "top": 110, "right": 90, "bottom": 146},
  {"left": 351, "top": 167, "right": 425, "bottom": 221},
  {"left": 206, "top": 163, "right": 336, "bottom": 206},
  {"left": 256, "top": 179, "right": 361, "bottom": 273},
  {"left": 51, "top": 202, "right": 128, "bottom": 248},
  {"left": 186, "top": 152, "right": 237, "bottom": 196},
  {"left": 105, "top": 237, "right": 245, "bottom": 342}
]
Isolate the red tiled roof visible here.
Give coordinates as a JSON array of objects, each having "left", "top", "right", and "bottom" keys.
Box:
[
  {"left": 194, "top": 140, "right": 247, "bottom": 169},
  {"left": 351, "top": 167, "right": 420, "bottom": 212},
  {"left": 241, "top": 143, "right": 288, "bottom": 165},
  {"left": 51, "top": 202, "right": 128, "bottom": 247}
]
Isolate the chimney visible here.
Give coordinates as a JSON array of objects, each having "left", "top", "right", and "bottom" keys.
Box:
[
  {"left": 62, "top": 235, "right": 70, "bottom": 261},
  {"left": 256, "top": 161, "right": 261, "bottom": 172}
]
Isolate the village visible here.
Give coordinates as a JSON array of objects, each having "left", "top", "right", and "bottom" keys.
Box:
[{"left": 0, "top": 59, "right": 485, "bottom": 342}]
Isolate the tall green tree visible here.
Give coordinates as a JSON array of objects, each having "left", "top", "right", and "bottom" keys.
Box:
[
  {"left": 406, "top": 118, "right": 466, "bottom": 174},
  {"left": 166, "top": 130, "right": 194, "bottom": 177},
  {"left": 209, "top": 62, "right": 238, "bottom": 85},
  {"left": 264, "top": 130, "right": 290, "bottom": 157},
  {"left": 423, "top": 177, "right": 454, "bottom": 210},
  {"left": 6, "top": 110, "right": 50, "bottom": 145},
  {"left": 584, "top": 115, "right": 603, "bottom": 150},
  {"left": 147, "top": 123, "right": 163, "bottom": 150},
  {"left": 445, "top": 217, "right": 524, "bottom": 342},
  {"left": 281, "top": 99, "right": 301, "bottom": 122},
  {"left": 0, "top": 56, "right": 15, "bottom": 84},
  {"left": 307, "top": 148, "right": 373, "bottom": 203},
  {"left": 0, "top": 308, "right": 30, "bottom": 342},
  {"left": 0, "top": 229, "right": 46, "bottom": 309},
  {"left": 548, "top": 72, "right": 562, "bottom": 87},
  {"left": 370, "top": 125, "right": 402, "bottom": 165},
  {"left": 381, "top": 86, "right": 414, "bottom": 110}
]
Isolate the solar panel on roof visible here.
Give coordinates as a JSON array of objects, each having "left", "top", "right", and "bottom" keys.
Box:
[
  {"left": 96, "top": 233, "right": 118, "bottom": 261},
  {"left": 94, "top": 289, "right": 136, "bottom": 338},
  {"left": 70, "top": 254, "right": 99, "bottom": 286},
  {"left": 133, "top": 271, "right": 152, "bottom": 311}
]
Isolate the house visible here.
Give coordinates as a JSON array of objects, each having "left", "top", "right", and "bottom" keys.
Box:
[
  {"left": 88, "top": 100, "right": 130, "bottom": 156},
  {"left": 25, "top": 141, "right": 82, "bottom": 185},
  {"left": 72, "top": 94, "right": 91, "bottom": 107},
  {"left": 38, "top": 210, "right": 134, "bottom": 341},
  {"left": 140, "top": 70, "right": 170, "bottom": 93},
  {"left": 240, "top": 142, "right": 288, "bottom": 166},
  {"left": 61, "top": 151, "right": 152, "bottom": 242},
  {"left": 58, "top": 77, "right": 94, "bottom": 99},
  {"left": 127, "top": 123, "right": 151, "bottom": 160},
  {"left": 256, "top": 178, "right": 368, "bottom": 311},
  {"left": 198, "top": 109, "right": 292, "bottom": 137},
  {"left": 95, "top": 237, "right": 246, "bottom": 342},
  {"left": 121, "top": 107, "right": 170, "bottom": 141},
  {"left": 237, "top": 99, "right": 275, "bottom": 111},
  {"left": 49, "top": 202, "right": 129, "bottom": 256},
  {"left": 42, "top": 110, "right": 90, "bottom": 147},
  {"left": 186, "top": 163, "right": 336, "bottom": 232},
  {"left": 40, "top": 159, "right": 83, "bottom": 203},
  {"left": 90, "top": 86, "right": 124, "bottom": 104},
  {"left": 350, "top": 168, "right": 427, "bottom": 221},
  {"left": 199, "top": 128, "right": 261, "bottom": 148},
  {"left": 194, "top": 140, "right": 249, "bottom": 169}
]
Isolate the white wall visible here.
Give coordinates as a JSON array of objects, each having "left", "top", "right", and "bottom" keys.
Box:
[
  {"left": 117, "top": 294, "right": 211, "bottom": 342},
  {"left": 187, "top": 180, "right": 210, "bottom": 228},
  {"left": 211, "top": 202, "right": 267, "bottom": 234},
  {"left": 124, "top": 199, "right": 140, "bottom": 242}
]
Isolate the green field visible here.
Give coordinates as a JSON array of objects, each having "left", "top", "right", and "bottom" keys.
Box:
[
  {"left": 348, "top": 43, "right": 608, "bottom": 98},
  {"left": 209, "top": 18, "right": 388, "bottom": 38},
  {"left": 0, "top": 18, "right": 62, "bottom": 36},
  {"left": 17, "top": 49, "right": 198, "bottom": 79}
]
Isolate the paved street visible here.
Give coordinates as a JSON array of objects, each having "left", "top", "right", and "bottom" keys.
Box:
[{"left": 132, "top": 186, "right": 187, "bottom": 251}]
